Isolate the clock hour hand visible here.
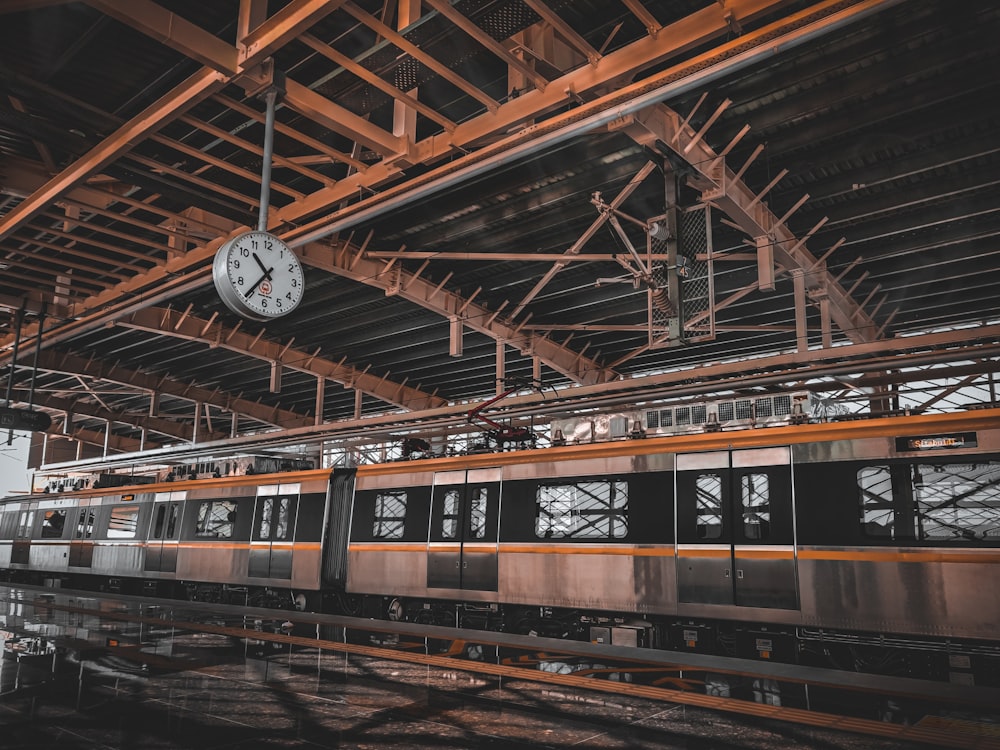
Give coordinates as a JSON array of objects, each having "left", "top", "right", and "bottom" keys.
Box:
[{"left": 244, "top": 266, "right": 274, "bottom": 298}]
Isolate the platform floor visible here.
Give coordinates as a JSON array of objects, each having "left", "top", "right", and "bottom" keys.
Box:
[
  {"left": 0, "top": 585, "right": 986, "bottom": 749},
  {"left": 2, "top": 643, "right": 944, "bottom": 750}
]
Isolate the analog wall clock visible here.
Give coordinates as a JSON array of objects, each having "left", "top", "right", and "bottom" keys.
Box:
[{"left": 213, "top": 230, "right": 304, "bottom": 321}]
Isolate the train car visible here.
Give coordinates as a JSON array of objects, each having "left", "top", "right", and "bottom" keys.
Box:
[
  {"left": 2, "top": 407, "right": 999, "bottom": 684},
  {"left": 0, "top": 469, "right": 331, "bottom": 609}
]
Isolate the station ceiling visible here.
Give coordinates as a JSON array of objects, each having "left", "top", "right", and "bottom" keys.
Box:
[{"left": 1, "top": 0, "right": 998, "bottom": 468}]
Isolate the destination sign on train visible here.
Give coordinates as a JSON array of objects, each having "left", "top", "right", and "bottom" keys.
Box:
[{"left": 895, "top": 432, "right": 977, "bottom": 451}]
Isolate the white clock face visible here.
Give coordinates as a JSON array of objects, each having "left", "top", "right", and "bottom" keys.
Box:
[{"left": 213, "top": 231, "right": 304, "bottom": 321}]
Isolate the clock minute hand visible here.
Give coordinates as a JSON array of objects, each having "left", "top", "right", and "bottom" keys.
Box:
[
  {"left": 245, "top": 266, "right": 274, "bottom": 298},
  {"left": 252, "top": 252, "right": 273, "bottom": 280}
]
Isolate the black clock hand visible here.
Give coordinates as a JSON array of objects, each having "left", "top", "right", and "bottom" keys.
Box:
[
  {"left": 245, "top": 266, "right": 274, "bottom": 298},
  {"left": 252, "top": 252, "right": 273, "bottom": 280}
]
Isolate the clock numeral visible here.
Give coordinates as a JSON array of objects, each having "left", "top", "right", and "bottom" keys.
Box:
[
  {"left": 265, "top": 239, "right": 273, "bottom": 251},
  {"left": 286, "top": 292, "right": 292, "bottom": 300},
  {"left": 291, "top": 278, "right": 298, "bottom": 288},
  {"left": 277, "top": 299, "right": 283, "bottom": 308},
  {"left": 288, "top": 263, "right": 295, "bottom": 273},
  {"left": 237, "top": 276, "right": 245, "bottom": 286},
  {"left": 261, "top": 299, "right": 268, "bottom": 308},
  {"left": 250, "top": 239, "right": 258, "bottom": 250},
  {"left": 240, "top": 247, "right": 250, "bottom": 257},
  {"left": 232, "top": 259, "right": 240, "bottom": 269}
]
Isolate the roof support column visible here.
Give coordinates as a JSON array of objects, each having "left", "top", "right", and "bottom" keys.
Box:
[
  {"left": 315, "top": 376, "right": 325, "bottom": 426},
  {"left": 793, "top": 269, "right": 808, "bottom": 353},
  {"left": 496, "top": 340, "right": 506, "bottom": 396},
  {"left": 393, "top": 0, "right": 420, "bottom": 144}
]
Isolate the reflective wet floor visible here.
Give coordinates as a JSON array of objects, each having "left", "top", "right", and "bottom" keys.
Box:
[{"left": 0, "top": 585, "right": 989, "bottom": 749}]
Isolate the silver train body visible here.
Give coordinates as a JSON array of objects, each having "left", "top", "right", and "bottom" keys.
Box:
[{"left": 2, "top": 409, "right": 999, "bottom": 662}]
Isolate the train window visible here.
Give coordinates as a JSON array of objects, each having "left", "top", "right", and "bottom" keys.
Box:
[
  {"left": 441, "top": 489, "right": 460, "bottom": 539},
  {"left": 373, "top": 490, "right": 407, "bottom": 539},
  {"left": 41, "top": 510, "right": 66, "bottom": 539},
  {"left": 75, "top": 509, "right": 95, "bottom": 539},
  {"left": 107, "top": 506, "right": 139, "bottom": 538},
  {"left": 913, "top": 463, "right": 1000, "bottom": 541},
  {"left": 741, "top": 473, "right": 770, "bottom": 540},
  {"left": 859, "top": 466, "right": 895, "bottom": 538},
  {"left": 696, "top": 474, "right": 723, "bottom": 540},
  {"left": 195, "top": 500, "right": 237, "bottom": 539},
  {"left": 535, "top": 480, "right": 628, "bottom": 539}
]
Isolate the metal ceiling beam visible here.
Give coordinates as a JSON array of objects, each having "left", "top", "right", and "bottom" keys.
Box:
[
  {"left": 363, "top": 251, "right": 623, "bottom": 262},
  {"left": 0, "top": 66, "right": 227, "bottom": 242},
  {"left": 298, "top": 240, "right": 620, "bottom": 386},
  {"left": 521, "top": 0, "right": 600, "bottom": 66},
  {"left": 278, "top": 0, "right": 885, "bottom": 242},
  {"left": 236, "top": 0, "right": 346, "bottom": 66},
  {"left": 619, "top": 102, "right": 879, "bottom": 343},
  {"left": 298, "top": 33, "right": 457, "bottom": 133},
  {"left": 50, "top": 424, "right": 153, "bottom": 455},
  {"left": 341, "top": 0, "right": 501, "bottom": 114},
  {"left": 510, "top": 160, "right": 658, "bottom": 321},
  {"left": 282, "top": 79, "right": 404, "bottom": 158},
  {"left": 10, "top": 390, "right": 229, "bottom": 443},
  {"left": 213, "top": 93, "right": 368, "bottom": 172},
  {"left": 118, "top": 306, "right": 448, "bottom": 412},
  {"left": 423, "top": 0, "right": 548, "bottom": 92},
  {"left": 176, "top": 112, "right": 335, "bottom": 187},
  {"left": 84, "top": 0, "right": 238, "bottom": 74},
  {"left": 32, "top": 348, "right": 312, "bottom": 430},
  {"left": 41, "top": 328, "right": 1000, "bottom": 474}
]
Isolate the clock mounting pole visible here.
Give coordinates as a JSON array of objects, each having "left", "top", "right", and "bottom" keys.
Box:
[
  {"left": 256, "top": 72, "right": 284, "bottom": 232},
  {"left": 212, "top": 67, "right": 304, "bottom": 321}
]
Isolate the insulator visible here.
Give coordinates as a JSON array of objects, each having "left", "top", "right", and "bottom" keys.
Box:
[{"left": 650, "top": 286, "right": 675, "bottom": 315}]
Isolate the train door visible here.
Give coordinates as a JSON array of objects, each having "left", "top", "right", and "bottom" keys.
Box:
[
  {"left": 427, "top": 468, "right": 501, "bottom": 591},
  {"left": 69, "top": 505, "right": 96, "bottom": 568},
  {"left": 11, "top": 507, "right": 33, "bottom": 565},
  {"left": 676, "top": 447, "right": 798, "bottom": 610},
  {"left": 145, "top": 495, "right": 182, "bottom": 573},
  {"left": 248, "top": 485, "right": 299, "bottom": 580}
]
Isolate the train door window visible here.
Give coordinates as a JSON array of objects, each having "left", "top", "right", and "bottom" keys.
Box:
[
  {"left": 912, "top": 463, "right": 1000, "bottom": 541},
  {"left": 741, "top": 473, "right": 770, "bottom": 541},
  {"left": 535, "top": 480, "right": 628, "bottom": 539},
  {"left": 41, "top": 510, "right": 66, "bottom": 539},
  {"left": 373, "top": 491, "right": 406, "bottom": 539},
  {"left": 469, "top": 487, "right": 487, "bottom": 539},
  {"left": 75, "top": 509, "right": 94, "bottom": 539},
  {"left": 441, "top": 489, "right": 460, "bottom": 539},
  {"left": 17, "top": 510, "right": 34, "bottom": 538},
  {"left": 256, "top": 496, "right": 293, "bottom": 540},
  {"left": 108, "top": 506, "right": 139, "bottom": 538},
  {"left": 858, "top": 466, "right": 895, "bottom": 538},
  {"left": 695, "top": 473, "right": 723, "bottom": 540},
  {"left": 195, "top": 500, "right": 236, "bottom": 538},
  {"left": 152, "top": 504, "right": 167, "bottom": 537},
  {"left": 165, "top": 503, "right": 178, "bottom": 537},
  {"left": 259, "top": 498, "right": 274, "bottom": 539},
  {"left": 148, "top": 502, "right": 180, "bottom": 538}
]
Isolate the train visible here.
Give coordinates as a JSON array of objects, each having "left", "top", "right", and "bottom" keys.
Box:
[{"left": 2, "top": 406, "right": 999, "bottom": 688}]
